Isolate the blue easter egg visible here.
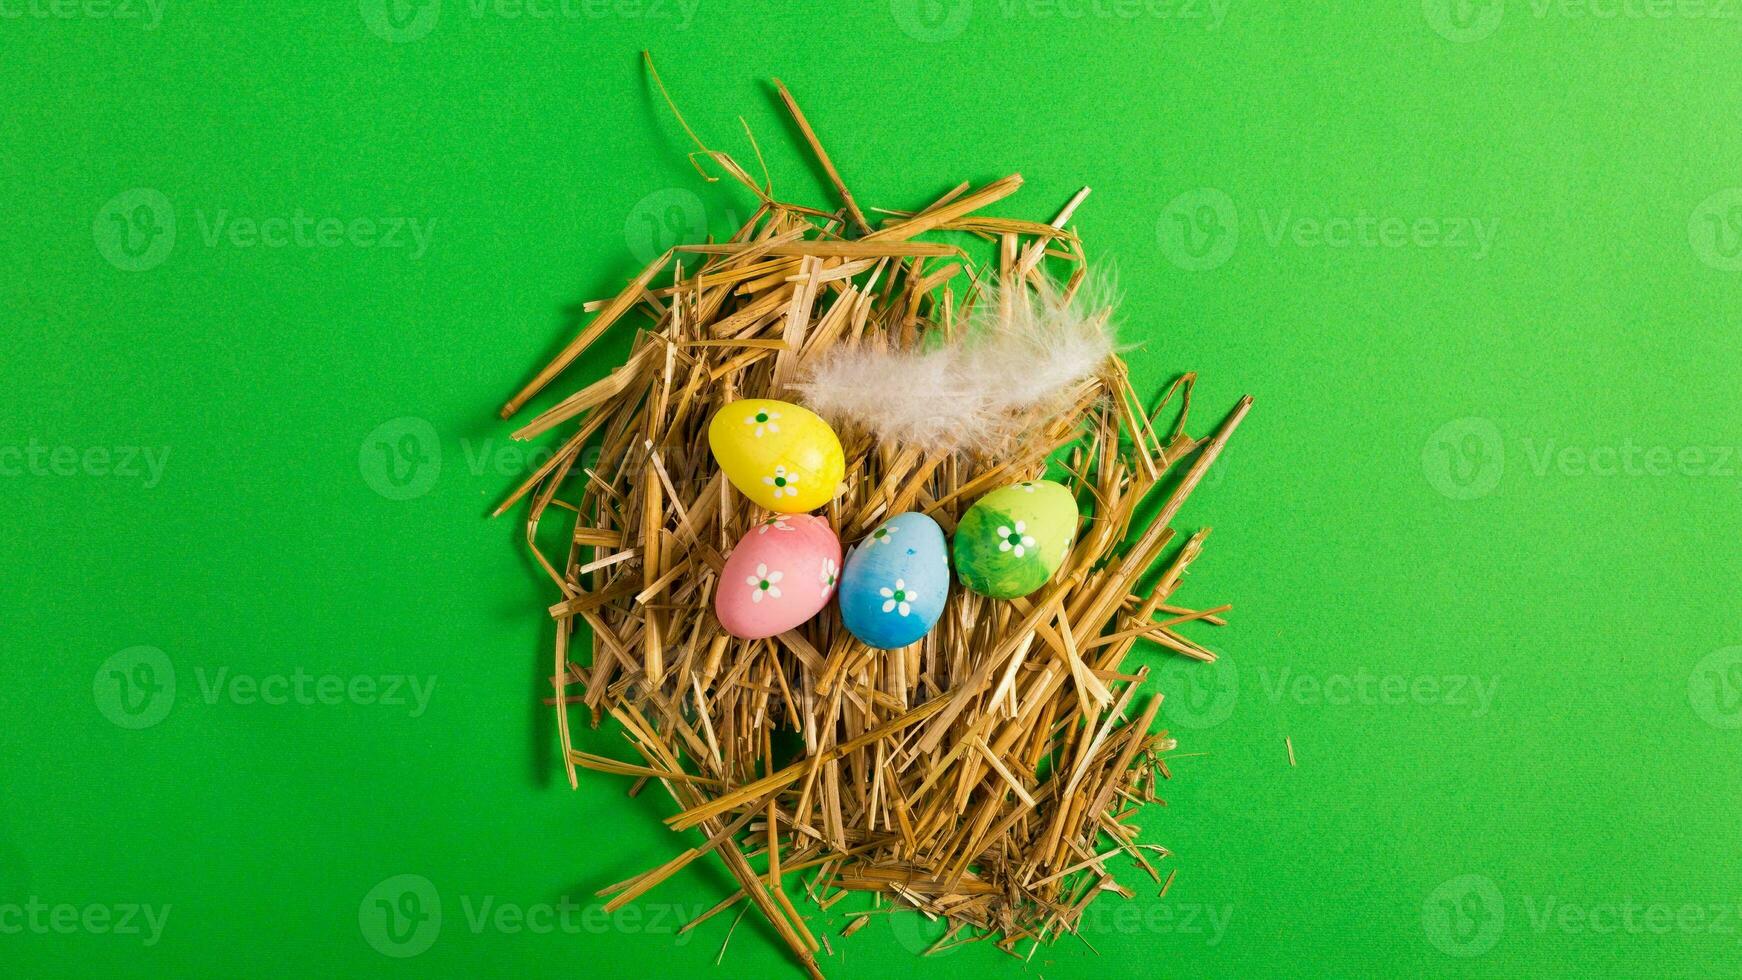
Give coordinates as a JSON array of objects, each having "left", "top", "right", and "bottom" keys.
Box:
[{"left": 838, "top": 512, "right": 950, "bottom": 650}]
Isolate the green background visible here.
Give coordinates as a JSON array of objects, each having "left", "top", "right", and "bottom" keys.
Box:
[{"left": 5, "top": 1, "right": 1740, "bottom": 977}]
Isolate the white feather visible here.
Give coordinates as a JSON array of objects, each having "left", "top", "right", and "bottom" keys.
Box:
[{"left": 790, "top": 279, "right": 1119, "bottom": 455}]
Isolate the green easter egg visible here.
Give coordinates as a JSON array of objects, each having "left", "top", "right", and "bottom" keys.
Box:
[{"left": 952, "top": 480, "right": 1079, "bottom": 599}]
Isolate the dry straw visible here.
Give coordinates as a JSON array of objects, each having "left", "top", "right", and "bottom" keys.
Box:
[{"left": 494, "top": 58, "right": 1250, "bottom": 977}]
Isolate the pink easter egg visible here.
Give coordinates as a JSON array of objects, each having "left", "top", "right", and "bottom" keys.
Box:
[{"left": 714, "top": 514, "right": 842, "bottom": 640}]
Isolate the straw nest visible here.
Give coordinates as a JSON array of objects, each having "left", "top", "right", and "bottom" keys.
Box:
[{"left": 494, "top": 64, "right": 1249, "bottom": 977}]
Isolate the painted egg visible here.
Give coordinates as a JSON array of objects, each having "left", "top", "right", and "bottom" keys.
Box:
[
  {"left": 707, "top": 398, "right": 844, "bottom": 513},
  {"left": 838, "top": 512, "right": 950, "bottom": 650},
  {"left": 714, "top": 514, "right": 842, "bottom": 640},
  {"left": 952, "top": 480, "right": 1079, "bottom": 599}
]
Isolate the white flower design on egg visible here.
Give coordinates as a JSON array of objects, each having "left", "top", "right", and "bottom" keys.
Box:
[
  {"left": 745, "top": 409, "right": 781, "bottom": 438},
  {"left": 996, "top": 521, "right": 1036, "bottom": 558},
  {"left": 879, "top": 579, "right": 913, "bottom": 617},
  {"left": 819, "top": 558, "right": 839, "bottom": 600},
  {"left": 756, "top": 516, "right": 793, "bottom": 535},
  {"left": 762, "top": 466, "right": 800, "bottom": 498},
  {"left": 746, "top": 563, "right": 783, "bottom": 603},
  {"left": 865, "top": 524, "right": 895, "bottom": 546}
]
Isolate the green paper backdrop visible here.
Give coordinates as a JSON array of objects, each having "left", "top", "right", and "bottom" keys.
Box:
[{"left": 5, "top": 2, "right": 1740, "bottom": 977}]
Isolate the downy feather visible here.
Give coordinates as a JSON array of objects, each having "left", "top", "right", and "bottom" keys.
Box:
[{"left": 790, "top": 280, "right": 1119, "bottom": 455}]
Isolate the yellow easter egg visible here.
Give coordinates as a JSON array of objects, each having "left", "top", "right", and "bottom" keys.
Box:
[{"left": 707, "top": 399, "right": 844, "bottom": 513}]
